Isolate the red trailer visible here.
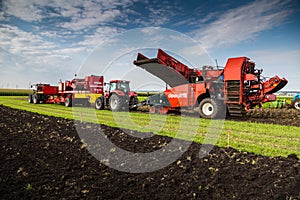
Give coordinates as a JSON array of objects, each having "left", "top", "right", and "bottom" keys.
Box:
[{"left": 28, "top": 75, "right": 104, "bottom": 106}]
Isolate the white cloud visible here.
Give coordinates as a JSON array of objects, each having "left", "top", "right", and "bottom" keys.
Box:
[
  {"left": 0, "top": 24, "right": 56, "bottom": 56},
  {"left": 193, "top": 0, "right": 294, "bottom": 50},
  {"left": 2, "top": 0, "right": 136, "bottom": 30},
  {"left": 60, "top": 9, "right": 122, "bottom": 31},
  {"left": 78, "top": 26, "right": 124, "bottom": 48},
  {"left": 3, "top": 0, "right": 43, "bottom": 22},
  {"left": 137, "top": 1, "right": 178, "bottom": 26},
  {"left": 0, "top": 24, "right": 80, "bottom": 74},
  {"left": 0, "top": 11, "right": 5, "bottom": 21}
]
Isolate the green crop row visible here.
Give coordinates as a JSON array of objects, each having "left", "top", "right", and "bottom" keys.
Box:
[
  {"left": 0, "top": 96, "right": 299, "bottom": 158},
  {"left": 136, "top": 91, "right": 159, "bottom": 96},
  {"left": 262, "top": 96, "right": 294, "bottom": 109},
  {"left": 0, "top": 88, "right": 152, "bottom": 99},
  {"left": 0, "top": 89, "right": 32, "bottom": 96}
]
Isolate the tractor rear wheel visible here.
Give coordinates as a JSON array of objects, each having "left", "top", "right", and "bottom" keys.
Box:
[
  {"left": 199, "top": 98, "right": 226, "bottom": 119},
  {"left": 65, "top": 97, "right": 72, "bottom": 107},
  {"left": 293, "top": 99, "right": 300, "bottom": 110},
  {"left": 109, "top": 93, "right": 127, "bottom": 112},
  {"left": 28, "top": 94, "right": 33, "bottom": 103},
  {"left": 32, "top": 94, "right": 39, "bottom": 104},
  {"left": 95, "top": 97, "right": 105, "bottom": 110}
]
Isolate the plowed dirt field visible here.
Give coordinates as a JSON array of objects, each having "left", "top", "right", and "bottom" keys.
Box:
[{"left": 0, "top": 105, "right": 299, "bottom": 199}]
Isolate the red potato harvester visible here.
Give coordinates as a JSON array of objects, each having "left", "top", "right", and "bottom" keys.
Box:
[{"left": 133, "top": 49, "right": 288, "bottom": 118}]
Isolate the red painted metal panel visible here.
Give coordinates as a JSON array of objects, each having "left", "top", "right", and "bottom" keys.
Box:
[
  {"left": 223, "top": 57, "right": 247, "bottom": 81},
  {"left": 42, "top": 85, "right": 58, "bottom": 95},
  {"left": 157, "top": 49, "right": 194, "bottom": 81},
  {"left": 88, "top": 75, "right": 104, "bottom": 94}
]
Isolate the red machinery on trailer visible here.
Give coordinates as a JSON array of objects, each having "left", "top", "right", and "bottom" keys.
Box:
[
  {"left": 134, "top": 49, "right": 288, "bottom": 118},
  {"left": 28, "top": 75, "right": 138, "bottom": 111}
]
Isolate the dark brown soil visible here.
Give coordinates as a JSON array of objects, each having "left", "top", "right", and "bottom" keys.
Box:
[
  {"left": 0, "top": 105, "right": 299, "bottom": 199},
  {"left": 245, "top": 108, "right": 300, "bottom": 127}
]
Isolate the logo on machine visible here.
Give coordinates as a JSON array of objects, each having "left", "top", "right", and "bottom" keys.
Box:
[
  {"left": 93, "top": 81, "right": 102, "bottom": 85},
  {"left": 167, "top": 93, "right": 187, "bottom": 99}
]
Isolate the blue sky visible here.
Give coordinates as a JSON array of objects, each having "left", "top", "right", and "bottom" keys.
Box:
[{"left": 0, "top": 0, "right": 299, "bottom": 90}]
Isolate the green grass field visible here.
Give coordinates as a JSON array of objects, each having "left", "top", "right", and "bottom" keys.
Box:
[{"left": 0, "top": 96, "right": 299, "bottom": 158}]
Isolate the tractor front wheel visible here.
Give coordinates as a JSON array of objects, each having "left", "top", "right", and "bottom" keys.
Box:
[
  {"left": 199, "top": 98, "right": 226, "bottom": 119},
  {"left": 293, "top": 99, "right": 300, "bottom": 110},
  {"left": 109, "top": 93, "right": 127, "bottom": 112}
]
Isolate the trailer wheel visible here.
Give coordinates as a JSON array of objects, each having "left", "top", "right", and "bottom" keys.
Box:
[
  {"left": 109, "top": 93, "right": 127, "bottom": 111},
  {"left": 293, "top": 99, "right": 300, "bottom": 110},
  {"left": 28, "top": 94, "right": 33, "bottom": 103},
  {"left": 199, "top": 98, "right": 225, "bottom": 119},
  {"left": 95, "top": 97, "right": 104, "bottom": 110},
  {"left": 32, "top": 94, "right": 39, "bottom": 104},
  {"left": 65, "top": 97, "right": 72, "bottom": 107}
]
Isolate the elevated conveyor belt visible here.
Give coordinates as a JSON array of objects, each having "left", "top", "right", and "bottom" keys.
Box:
[{"left": 134, "top": 54, "right": 188, "bottom": 88}]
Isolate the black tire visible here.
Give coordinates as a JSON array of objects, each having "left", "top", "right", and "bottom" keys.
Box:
[
  {"left": 199, "top": 98, "right": 226, "bottom": 119},
  {"left": 32, "top": 94, "right": 39, "bottom": 104},
  {"left": 109, "top": 93, "right": 127, "bottom": 112},
  {"left": 65, "top": 97, "right": 72, "bottom": 107},
  {"left": 293, "top": 99, "right": 300, "bottom": 110},
  {"left": 129, "top": 96, "right": 138, "bottom": 110},
  {"left": 28, "top": 94, "right": 33, "bottom": 103},
  {"left": 95, "top": 96, "right": 104, "bottom": 110}
]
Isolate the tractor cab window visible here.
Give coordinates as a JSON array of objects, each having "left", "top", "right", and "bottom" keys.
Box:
[
  {"left": 109, "top": 82, "right": 117, "bottom": 91},
  {"left": 117, "top": 82, "right": 129, "bottom": 93}
]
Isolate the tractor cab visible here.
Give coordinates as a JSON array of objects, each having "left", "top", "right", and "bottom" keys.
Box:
[{"left": 108, "top": 80, "right": 130, "bottom": 93}]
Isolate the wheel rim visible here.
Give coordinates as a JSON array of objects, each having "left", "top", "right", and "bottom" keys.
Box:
[
  {"left": 96, "top": 99, "right": 102, "bottom": 109},
  {"left": 202, "top": 102, "right": 214, "bottom": 116},
  {"left": 110, "top": 98, "right": 117, "bottom": 110}
]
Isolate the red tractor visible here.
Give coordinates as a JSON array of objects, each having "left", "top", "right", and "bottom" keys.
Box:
[
  {"left": 95, "top": 80, "right": 138, "bottom": 111},
  {"left": 133, "top": 49, "right": 288, "bottom": 118}
]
